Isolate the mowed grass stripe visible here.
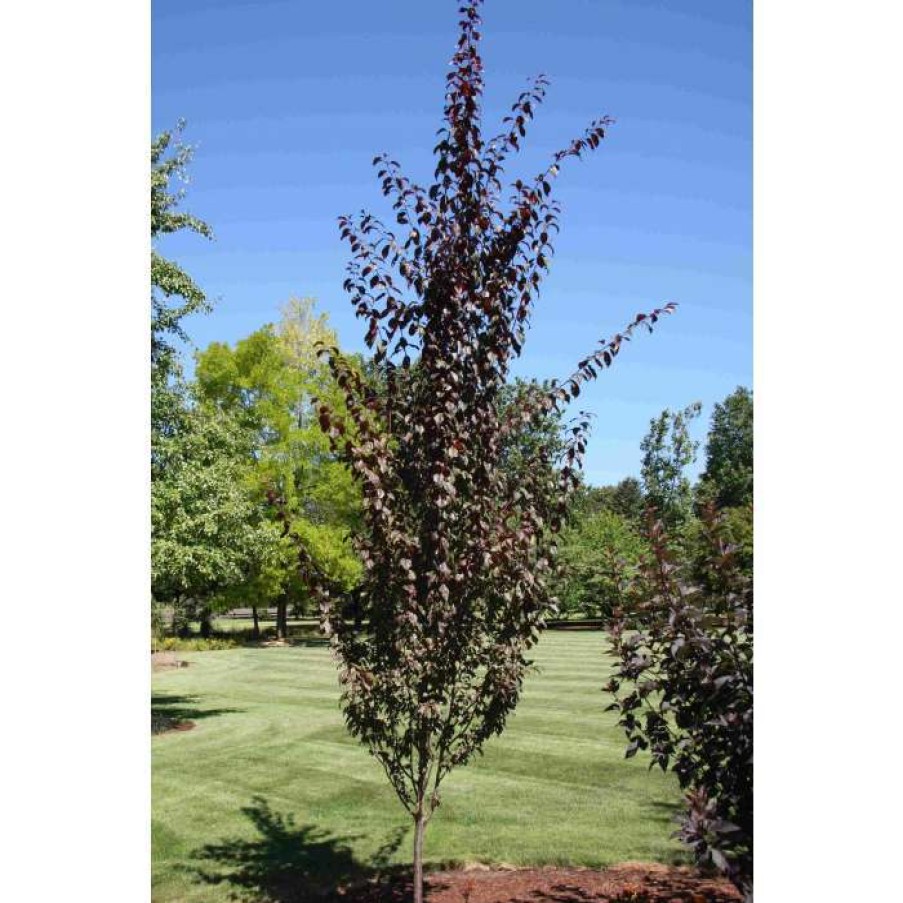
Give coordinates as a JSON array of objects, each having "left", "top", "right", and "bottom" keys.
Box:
[{"left": 152, "top": 631, "right": 684, "bottom": 903}]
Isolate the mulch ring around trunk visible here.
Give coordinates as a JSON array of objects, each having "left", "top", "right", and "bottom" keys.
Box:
[
  {"left": 151, "top": 715, "right": 195, "bottom": 736},
  {"left": 328, "top": 863, "right": 742, "bottom": 902}
]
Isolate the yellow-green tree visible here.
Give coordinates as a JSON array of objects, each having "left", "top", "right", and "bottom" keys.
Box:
[{"left": 194, "top": 300, "right": 361, "bottom": 637}]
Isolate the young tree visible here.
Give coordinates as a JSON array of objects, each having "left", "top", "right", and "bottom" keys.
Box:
[
  {"left": 302, "top": 3, "right": 676, "bottom": 899},
  {"left": 640, "top": 402, "right": 702, "bottom": 530},
  {"left": 606, "top": 508, "right": 753, "bottom": 900},
  {"left": 698, "top": 386, "right": 753, "bottom": 510}
]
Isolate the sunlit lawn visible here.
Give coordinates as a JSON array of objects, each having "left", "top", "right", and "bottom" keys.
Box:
[{"left": 152, "top": 631, "right": 684, "bottom": 902}]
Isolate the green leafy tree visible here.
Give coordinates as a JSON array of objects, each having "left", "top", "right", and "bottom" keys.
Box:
[
  {"left": 640, "top": 402, "right": 702, "bottom": 530},
  {"left": 194, "top": 301, "right": 361, "bottom": 637},
  {"left": 698, "top": 386, "right": 753, "bottom": 510},
  {"left": 572, "top": 477, "right": 645, "bottom": 525},
  {"left": 150, "top": 122, "right": 213, "bottom": 471},
  {"left": 553, "top": 508, "right": 646, "bottom": 619},
  {"left": 686, "top": 501, "right": 753, "bottom": 580},
  {"left": 151, "top": 122, "right": 213, "bottom": 379},
  {"left": 608, "top": 476, "right": 645, "bottom": 524},
  {"left": 151, "top": 403, "right": 280, "bottom": 636},
  {"left": 497, "top": 378, "right": 563, "bottom": 476},
  {"left": 305, "top": 3, "right": 676, "bottom": 900}
]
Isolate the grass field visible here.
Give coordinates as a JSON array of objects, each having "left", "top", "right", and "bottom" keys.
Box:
[{"left": 152, "top": 631, "right": 684, "bottom": 902}]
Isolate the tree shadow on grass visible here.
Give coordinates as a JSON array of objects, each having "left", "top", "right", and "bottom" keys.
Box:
[
  {"left": 151, "top": 693, "right": 242, "bottom": 735},
  {"left": 191, "top": 797, "right": 420, "bottom": 902},
  {"left": 285, "top": 632, "right": 332, "bottom": 648}
]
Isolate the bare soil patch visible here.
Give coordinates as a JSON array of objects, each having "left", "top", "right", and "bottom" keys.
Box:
[
  {"left": 152, "top": 651, "right": 190, "bottom": 671},
  {"left": 328, "top": 863, "right": 741, "bottom": 902}
]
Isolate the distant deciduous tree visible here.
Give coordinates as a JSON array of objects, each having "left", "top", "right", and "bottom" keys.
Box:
[
  {"left": 698, "top": 386, "right": 753, "bottom": 510},
  {"left": 572, "top": 477, "right": 646, "bottom": 525},
  {"left": 608, "top": 476, "right": 646, "bottom": 524},
  {"left": 496, "top": 377, "right": 564, "bottom": 478},
  {"left": 150, "top": 121, "right": 213, "bottom": 438},
  {"left": 194, "top": 301, "right": 361, "bottom": 637},
  {"left": 640, "top": 402, "right": 701, "bottom": 530},
  {"left": 151, "top": 404, "right": 279, "bottom": 636},
  {"left": 553, "top": 508, "right": 646, "bottom": 620},
  {"left": 301, "top": 3, "right": 676, "bottom": 900}
]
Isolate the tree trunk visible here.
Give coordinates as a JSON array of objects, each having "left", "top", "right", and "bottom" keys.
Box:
[
  {"left": 276, "top": 599, "right": 288, "bottom": 640},
  {"left": 353, "top": 590, "right": 363, "bottom": 631},
  {"left": 172, "top": 597, "right": 190, "bottom": 638},
  {"left": 251, "top": 606, "right": 260, "bottom": 639},
  {"left": 199, "top": 609, "right": 212, "bottom": 639},
  {"left": 412, "top": 811, "right": 425, "bottom": 903}
]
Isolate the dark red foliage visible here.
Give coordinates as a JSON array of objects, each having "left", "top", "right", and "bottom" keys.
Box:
[
  {"left": 606, "top": 507, "right": 753, "bottom": 900},
  {"left": 299, "top": 2, "right": 677, "bottom": 899}
]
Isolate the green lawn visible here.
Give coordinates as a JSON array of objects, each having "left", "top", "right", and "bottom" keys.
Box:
[{"left": 152, "top": 631, "right": 684, "bottom": 902}]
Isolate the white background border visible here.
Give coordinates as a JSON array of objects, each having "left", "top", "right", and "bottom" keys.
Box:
[{"left": 2, "top": 1, "right": 902, "bottom": 899}]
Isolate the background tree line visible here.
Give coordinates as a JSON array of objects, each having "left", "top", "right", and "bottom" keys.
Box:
[
  {"left": 552, "top": 386, "right": 753, "bottom": 621},
  {"left": 151, "top": 114, "right": 752, "bottom": 637}
]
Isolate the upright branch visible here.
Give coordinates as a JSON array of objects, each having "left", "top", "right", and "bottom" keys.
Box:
[{"left": 300, "top": 3, "right": 677, "bottom": 899}]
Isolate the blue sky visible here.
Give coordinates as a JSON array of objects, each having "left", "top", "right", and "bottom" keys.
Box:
[{"left": 152, "top": 0, "right": 751, "bottom": 485}]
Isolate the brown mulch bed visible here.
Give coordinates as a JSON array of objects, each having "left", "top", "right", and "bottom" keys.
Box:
[{"left": 326, "top": 864, "right": 741, "bottom": 902}]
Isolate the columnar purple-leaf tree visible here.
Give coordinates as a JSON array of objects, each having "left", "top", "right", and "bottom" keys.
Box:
[{"left": 308, "top": 3, "right": 675, "bottom": 899}]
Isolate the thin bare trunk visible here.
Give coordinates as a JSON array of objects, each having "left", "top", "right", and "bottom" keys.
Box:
[
  {"left": 276, "top": 600, "right": 288, "bottom": 639},
  {"left": 412, "top": 811, "right": 425, "bottom": 903},
  {"left": 251, "top": 606, "right": 260, "bottom": 639}
]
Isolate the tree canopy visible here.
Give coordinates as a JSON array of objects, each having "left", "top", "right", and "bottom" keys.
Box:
[{"left": 151, "top": 122, "right": 214, "bottom": 461}]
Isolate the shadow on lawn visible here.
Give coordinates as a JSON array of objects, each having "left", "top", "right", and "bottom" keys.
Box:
[
  {"left": 191, "top": 797, "right": 417, "bottom": 902},
  {"left": 286, "top": 636, "right": 332, "bottom": 648},
  {"left": 151, "top": 693, "right": 241, "bottom": 735},
  {"left": 187, "top": 798, "right": 718, "bottom": 903}
]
